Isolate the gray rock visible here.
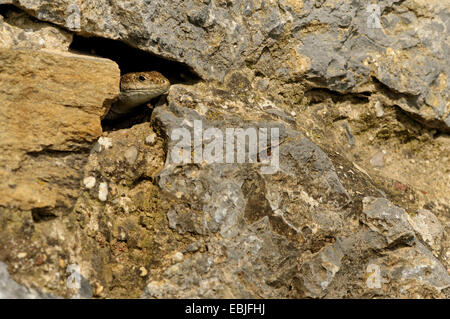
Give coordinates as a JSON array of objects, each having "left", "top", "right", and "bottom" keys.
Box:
[
  {"left": 362, "top": 197, "right": 415, "bottom": 247},
  {"left": 295, "top": 198, "right": 449, "bottom": 297},
  {"left": 407, "top": 209, "right": 444, "bottom": 254},
  {"left": 366, "top": 242, "right": 450, "bottom": 295},
  {"left": 297, "top": 238, "right": 345, "bottom": 298},
  {"left": 124, "top": 145, "right": 138, "bottom": 165},
  {"left": 369, "top": 151, "right": 385, "bottom": 168},
  {"left": 0, "top": 262, "right": 60, "bottom": 299},
  {"left": 2, "top": 0, "right": 449, "bottom": 299},
  {"left": 3, "top": 0, "right": 448, "bottom": 130}
]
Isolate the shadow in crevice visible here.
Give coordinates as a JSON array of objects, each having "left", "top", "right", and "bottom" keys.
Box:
[{"left": 69, "top": 34, "right": 200, "bottom": 83}]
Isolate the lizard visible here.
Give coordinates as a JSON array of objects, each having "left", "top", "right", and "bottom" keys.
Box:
[{"left": 104, "top": 71, "right": 170, "bottom": 120}]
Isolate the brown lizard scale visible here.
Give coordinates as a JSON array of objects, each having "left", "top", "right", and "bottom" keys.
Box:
[{"left": 105, "top": 71, "right": 170, "bottom": 120}]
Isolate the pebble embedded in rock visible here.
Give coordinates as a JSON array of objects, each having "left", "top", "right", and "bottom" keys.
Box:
[
  {"left": 139, "top": 266, "right": 148, "bottom": 277},
  {"left": 173, "top": 252, "right": 184, "bottom": 263},
  {"left": 98, "top": 182, "right": 108, "bottom": 202},
  {"left": 118, "top": 228, "right": 127, "bottom": 241},
  {"left": 374, "top": 101, "right": 384, "bottom": 117},
  {"left": 145, "top": 133, "right": 157, "bottom": 146},
  {"left": 255, "top": 78, "right": 269, "bottom": 91},
  {"left": 342, "top": 122, "right": 355, "bottom": 146},
  {"left": 370, "top": 151, "right": 385, "bottom": 168},
  {"left": 124, "top": 145, "right": 138, "bottom": 165},
  {"left": 97, "top": 137, "right": 113, "bottom": 151},
  {"left": 83, "top": 176, "right": 96, "bottom": 189}
]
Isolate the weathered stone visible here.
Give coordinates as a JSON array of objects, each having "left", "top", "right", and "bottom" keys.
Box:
[
  {"left": 407, "top": 209, "right": 444, "bottom": 254},
  {"left": 142, "top": 82, "right": 448, "bottom": 298},
  {"left": 2, "top": 0, "right": 448, "bottom": 130},
  {"left": 361, "top": 197, "right": 415, "bottom": 247},
  {"left": 0, "top": 48, "right": 119, "bottom": 213},
  {"left": 0, "top": 262, "right": 60, "bottom": 299},
  {"left": 297, "top": 239, "right": 345, "bottom": 298},
  {"left": 0, "top": 7, "right": 72, "bottom": 51},
  {"left": 0, "top": 47, "right": 118, "bottom": 298},
  {"left": 70, "top": 122, "right": 167, "bottom": 298},
  {"left": 369, "top": 151, "right": 385, "bottom": 168},
  {"left": 364, "top": 242, "right": 450, "bottom": 297},
  {"left": 295, "top": 199, "right": 449, "bottom": 298}
]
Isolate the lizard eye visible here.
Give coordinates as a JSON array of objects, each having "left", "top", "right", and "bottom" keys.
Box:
[{"left": 138, "top": 75, "right": 146, "bottom": 82}]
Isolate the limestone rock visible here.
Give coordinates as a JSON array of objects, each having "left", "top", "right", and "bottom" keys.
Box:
[
  {"left": 141, "top": 82, "right": 447, "bottom": 298},
  {"left": 0, "top": 7, "right": 72, "bottom": 51},
  {"left": 0, "top": 1, "right": 449, "bottom": 300},
  {"left": 369, "top": 151, "right": 385, "bottom": 168},
  {"left": 365, "top": 242, "right": 450, "bottom": 297},
  {"left": 296, "top": 199, "right": 449, "bottom": 298},
  {"left": 3, "top": 0, "right": 448, "bottom": 130},
  {"left": 407, "top": 209, "right": 444, "bottom": 254},
  {"left": 0, "top": 262, "right": 60, "bottom": 299},
  {"left": 361, "top": 197, "right": 416, "bottom": 248}
]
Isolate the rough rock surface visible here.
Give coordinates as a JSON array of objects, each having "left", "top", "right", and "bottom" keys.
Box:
[
  {"left": 2, "top": 0, "right": 449, "bottom": 131},
  {"left": 0, "top": 47, "right": 119, "bottom": 296},
  {"left": 0, "top": 1, "right": 449, "bottom": 299},
  {"left": 0, "top": 7, "right": 72, "bottom": 51},
  {"left": 74, "top": 80, "right": 449, "bottom": 298},
  {"left": 0, "top": 262, "right": 59, "bottom": 298}
]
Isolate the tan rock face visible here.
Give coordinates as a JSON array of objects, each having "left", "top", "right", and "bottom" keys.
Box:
[{"left": 0, "top": 48, "right": 119, "bottom": 213}]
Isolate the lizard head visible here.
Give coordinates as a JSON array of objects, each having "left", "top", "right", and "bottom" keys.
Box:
[
  {"left": 104, "top": 71, "right": 171, "bottom": 120},
  {"left": 120, "top": 71, "right": 170, "bottom": 98}
]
